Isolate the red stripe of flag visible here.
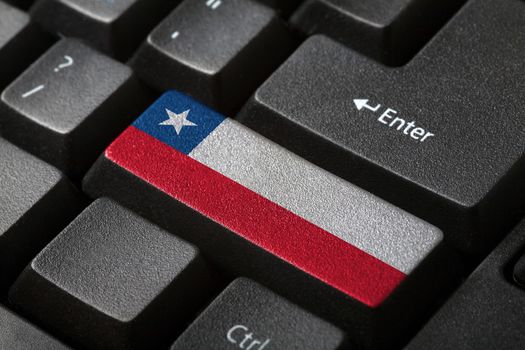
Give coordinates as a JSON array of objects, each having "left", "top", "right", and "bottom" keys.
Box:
[{"left": 106, "top": 126, "right": 406, "bottom": 307}]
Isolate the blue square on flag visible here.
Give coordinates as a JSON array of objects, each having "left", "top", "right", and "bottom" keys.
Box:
[{"left": 133, "top": 91, "right": 225, "bottom": 155}]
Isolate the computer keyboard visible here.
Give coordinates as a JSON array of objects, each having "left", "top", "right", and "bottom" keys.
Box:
[
  {"left": 0, "top": 38, "right": 146, "bottom": 178},
  {"left": 0, "top": 0, "right": 524, "bottom": 349}
]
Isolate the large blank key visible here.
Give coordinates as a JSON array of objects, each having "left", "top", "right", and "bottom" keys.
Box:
[
  {"left": 83, "top": 91, "right": 453, "bottom": 349},
  {"left": 238, "top": 0, "right": 525, "bottom": 256},
  {"left": 30, "top": 0, "right": 177, "bottom": 58},
  {"left": 10, "top": 199, "right": 215, "bottom": 350},
  {"left": 0, "top": 39, "right": 145, "bottom": 178},
  {"left": 0, "top": 305, "right": 70, "bottom": 349},
  {"left": 0, "top": 137, "right": 81, "bottom": 291},
  {"left": 171, "top": 278, "right": 347, "bottom": 350},
  {"left": 131, "top": 0, "right": 294, "bottom": 113},
  {"left": 405, "top": 218, "right": 525, "bottom": 350},
  {"left": 291, "top": 0, "right": 465, "bottom": 65}
]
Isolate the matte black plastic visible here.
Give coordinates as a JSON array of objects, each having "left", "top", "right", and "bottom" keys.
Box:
[
  {"left": 30, "top": 0, "right": 179, "bottom": 59},
  {"left": 0, "top": 305, "right": 69, "bottom": 349},
  {"left": 0, "top": 39, "right": 147, "bottom": 179},
  {"left": 0, "top": 1, "right": 52, "bottom": 89},
  {"left": 0, "top": 137, "right": 82, "bottom": 292},
  {"left": 171, "top": 278, "right": 347, "bottom": 350},
  {"left": 256, "top": 0, "right": 303, "bottom": 16},
  {"left": 9, "top": 199, "right": 216, "bottom": 350},
  {"left": 512, "top": 249, "right": 525, "bottom": 289},
  {"left": 131, "top": 0, "right": 296, "bottom": 114},
  {"left": 405, "top": 219, "right": 525, "bottom": 350},
  {"left": 291, "top": 0, "right": 465, "bottom": 65},
  {"left": 238, "top": 0, "right": 525, "bottom": 257},
  {"left": 4, "top": 0, "right": 35, "bottom": 9},
  {"left": 83, "top": 144, "right": 462, "bottom": 350}
]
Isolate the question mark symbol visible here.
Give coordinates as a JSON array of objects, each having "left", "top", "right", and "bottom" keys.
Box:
[{"left": 54, "top": 55, "right": 74, "bottom": 72}]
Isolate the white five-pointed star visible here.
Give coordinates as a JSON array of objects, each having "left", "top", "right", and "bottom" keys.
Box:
[{"left": 159, "top": 109, "right": 197, "bottom": 135}]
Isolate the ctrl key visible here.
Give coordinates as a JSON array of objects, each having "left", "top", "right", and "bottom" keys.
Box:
[
  {"left": 9, "top": 199, "right": 215, "bottom": 350},
  {"left": 171, "top": 278, "right": 347, "bottom": 350},
  {"left": 0, "top": 305, "right": 69, "bottom": 349}
]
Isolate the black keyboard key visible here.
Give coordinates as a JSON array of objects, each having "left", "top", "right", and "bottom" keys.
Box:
[
  {"left": 4, "top": 0, "right": 34, "bottom": 10},
  {"left": 0, "top": 305, "right": 69, "bottom": 349},
  {"left": 238, "top": 0, "right": 525, "bottom": 256},
  {"left": 0, "top": 1, "right": 50, "bottom": 89},
  {"left": 0, "top": 38, "right": 146, "bottom": 178},
  {"left": 291, "top": 0, "right": 465, "bottom": 65},
  {"left": 405, "top": 218, "right": 525, "bottom": 350},
  {"left": 9, "top": 199, "right": 215, "bottom": 350},
  {"left": 0, "top": 137, "right": 81, "bottom": 291},
  {"left": 83, "top": 91, "right": 457, "bottom": 349},
  {"left": 131, "top": 0, "right": 295, "bottom": 114},
  {"left": 512, "top": 249, "right": 525, "bottom": 289},
  {"left": 171, "top": 278, "right": 347, "bottom": 350},
  {"left": 30, "top": 0, "right": 177, "bottom": 59},
  {"left": 256, "top": 0, "right": 303, "bottom": 16}
]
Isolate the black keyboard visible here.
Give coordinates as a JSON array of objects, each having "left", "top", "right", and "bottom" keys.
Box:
[{"left": 1, "top": 0, "right": 525, "bottom": 349}]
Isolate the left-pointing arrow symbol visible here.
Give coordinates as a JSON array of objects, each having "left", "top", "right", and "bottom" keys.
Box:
[{"left": 353, "top": 99, "right": 381, "bottom": 112}]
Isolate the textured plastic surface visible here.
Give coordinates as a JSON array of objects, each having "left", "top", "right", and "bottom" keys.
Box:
[
  {"left": 0, "top": 137, "right": 81, "bottom": 291},
  {"left": 0, "top": 2, "right": 28, "bottom": 48},
  {"left": 513, "top": 252, "right": 525, "bottom": 289},
  {"left": 239, "top": 0, "right": 525, "bottom": 256},
  {"left": 291, "top": 0, "right": 465, "bottom": 65},
  {"left": 0, "top": 38, "right": 145, "bottom": 178},
  {"left": 0, "top": 305, "right": 69, "bottom": 350},
  {"left": 0, "top": 1, "right": 50, "bottom": 89},
  {"left": 405, "top": 219, "right": 525, "bottom": 349},
  {"left": 83, "top": 91, "right": 456, "bottom": 349},
  {"left": 131, "top": 0, "right": 295, "bottom": 113},
  {"left": 171, "top": 278, "right": 346, "bottom": 350},
  {"left": 30, "top": 0, "right": 177, "bottom": 58},
  {"left": 9, "top": 199, "right": 214, "bottom": 349},
  {"left": 97, "top": 91, "right": 444, "bottom": 307},
  {"left": 256, "top": 0, "right": 303, "bottom": 15}
]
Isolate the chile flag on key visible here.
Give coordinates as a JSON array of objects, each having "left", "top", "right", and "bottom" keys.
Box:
[{"left": 103, "top": 91, "right": 442, "bottom": 307}]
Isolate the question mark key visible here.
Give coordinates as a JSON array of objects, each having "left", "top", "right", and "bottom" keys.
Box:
[
  {"left": 54, "top": 55, "right": 74, "bottom": 72},
  {"left": 0, "top": 38, "right": 147, "bottom": 178}
]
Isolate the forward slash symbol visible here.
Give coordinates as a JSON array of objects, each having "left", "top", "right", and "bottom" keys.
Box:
[
  {"left": 353, "top": 99, "right": 381, "bottom": 112},
  {"left": 21, "top": 84, "right": 45, "bottom": 98}
]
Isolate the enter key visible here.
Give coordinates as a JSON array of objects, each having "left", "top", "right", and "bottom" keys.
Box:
[{"left": 238, "top": 0, "right": 525, "bottom": 256}]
